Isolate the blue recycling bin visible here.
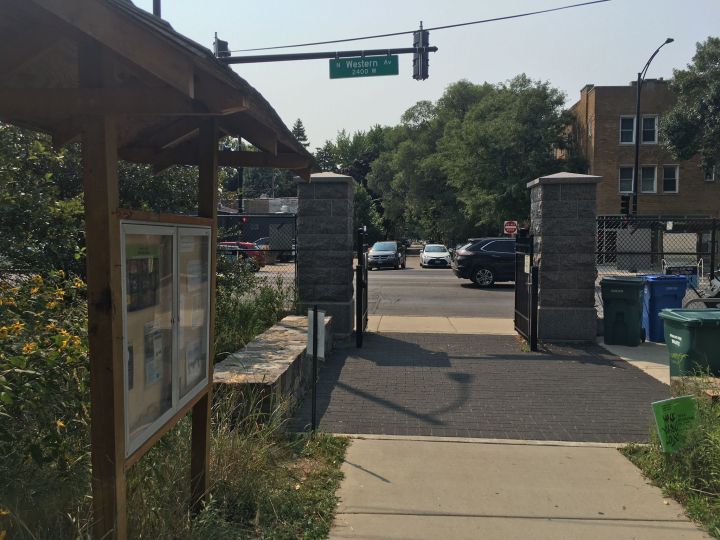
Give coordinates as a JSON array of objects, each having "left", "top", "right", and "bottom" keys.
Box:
[{"left": 643, "top": 275, "right": 687, "bottom": 342}]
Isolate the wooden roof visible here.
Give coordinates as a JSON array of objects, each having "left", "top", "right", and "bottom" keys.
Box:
[{"left": 0, "top": 0, "right": 315, "bottom": 177}]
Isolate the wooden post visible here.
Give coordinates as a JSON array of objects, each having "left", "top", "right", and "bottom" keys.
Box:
[
  {"left": 84, "top": 115, "right": 126, "bottom": 539},
  {"left": 191, "top": 118, "right": 218, "bottom": 510},
  {"left": 79, "top": 40, "right": 127, "bottom": 540}
]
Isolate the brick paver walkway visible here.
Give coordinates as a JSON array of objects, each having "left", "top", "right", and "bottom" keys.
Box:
[{"left": 289, "top": 333, "right": 670, "bottom": 443}]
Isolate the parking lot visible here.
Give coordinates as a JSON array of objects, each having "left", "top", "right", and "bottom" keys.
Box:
[{"left": 367, "top": 255, "right": 515, "bottom": 318}]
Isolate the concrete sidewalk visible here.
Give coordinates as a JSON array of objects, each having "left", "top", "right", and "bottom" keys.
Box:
[
  {"left": 600, "top": 340, "right": 670, "bottom": 385},
  {"left": 367, "top": 315, "right": 515, "bottom": 335},
  {"left": 331, "top": 437, "right": 709, "bottom": 540}
]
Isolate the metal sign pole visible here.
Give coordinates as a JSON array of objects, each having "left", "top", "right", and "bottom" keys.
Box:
[{"left": 311, "top": 304, "right": 318, "bottom": 431}]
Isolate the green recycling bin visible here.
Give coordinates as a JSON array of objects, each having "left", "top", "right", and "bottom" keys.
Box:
[
  {"left": 601, "top": 276, "right": 645, "bottom": 346},
  {"left": 659, "top": 309, "right": 720, "bottom": 376}
]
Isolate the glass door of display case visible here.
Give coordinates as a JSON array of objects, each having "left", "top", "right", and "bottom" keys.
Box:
[{"left": 121, "top": 222, "right": 212, "bottom": 457}]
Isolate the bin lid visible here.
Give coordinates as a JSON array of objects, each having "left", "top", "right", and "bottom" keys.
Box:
[
  {"left": 600, "top": 276, "right": 645, "bottom": 288},
  {"left": 658, "top": 308, "right": 720, "bottom": 327},
  {"left": 644, "top": 274, "right": 688, "bottom": 283}
]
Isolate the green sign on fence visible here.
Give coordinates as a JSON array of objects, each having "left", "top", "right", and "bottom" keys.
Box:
[
  {"left": 652, "top": 395, "right": 697, "bottom": 453},
  {"left": 329, "top": 55, "right": 399, "bottom": 79}
]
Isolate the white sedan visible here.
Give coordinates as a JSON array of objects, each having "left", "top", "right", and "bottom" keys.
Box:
[{"left": 420, "top": 244, "right": 452, "bottom": 268}]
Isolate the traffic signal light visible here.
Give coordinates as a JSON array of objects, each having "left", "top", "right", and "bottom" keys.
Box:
[
  {"left": 413, "top": 26, "right": 429, "bottom": 80},
  {"left": 620, "top": 194, "right": 630, "bottom": 216}
]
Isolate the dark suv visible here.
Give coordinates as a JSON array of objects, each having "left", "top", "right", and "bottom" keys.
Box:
[
  {"left": 367, "top": 241, "right": 406, "bottom": 270},
  {"left": 452, "top": 238, "right": 516, "bottom": 287}
]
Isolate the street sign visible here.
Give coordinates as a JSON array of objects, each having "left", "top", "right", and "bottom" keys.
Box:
[
  {"left": 329, "top": 55, "right": 399, "bottom": 79},
  {"left": 503, "top": 221, "right": 518, "bottom": 235}
]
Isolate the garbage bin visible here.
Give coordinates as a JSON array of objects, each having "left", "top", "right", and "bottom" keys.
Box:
[
  {"left": 643, "top": 275, "right": 687, "bottom": 343},
  {"left": 659, "top": 309, "right": 720, "bottom": 376},
  {"left": 601, "top": 276, "right": 645, "bottom": 346}
]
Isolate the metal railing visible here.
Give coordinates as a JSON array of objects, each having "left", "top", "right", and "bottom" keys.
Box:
[
  {"left": 355, "top": 227, "right": 369, "bottom": 348},
  {"left": 514, "top": 232, "right": 538, "bottom": 351}
]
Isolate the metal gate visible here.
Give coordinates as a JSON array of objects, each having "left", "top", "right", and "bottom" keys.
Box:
[
  {"left": 355, "top": 226, "right": 369, "bottom": 347},
  {"left": 514, "top": 233, "right": 538, "bottom": 351}
]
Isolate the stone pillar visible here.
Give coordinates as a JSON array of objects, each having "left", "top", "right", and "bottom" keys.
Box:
[
  {"left": 527, "top": 172, "right": 601, "bottom": 342},
  {"left": 297, "top": 172, "right": 355, "bottom": 338}
]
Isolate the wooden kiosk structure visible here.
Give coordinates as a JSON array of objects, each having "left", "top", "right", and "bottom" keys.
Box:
[{"left": 0, "top": 1, "right": 313, "bottom": 537}]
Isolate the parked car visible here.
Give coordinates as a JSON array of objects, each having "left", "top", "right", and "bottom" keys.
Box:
[
  {"left": 218, "top": 241, "right": 266, "bottom": 267},
  {"left": 367, "top": 241, "right": 406, "bottom": 270},
  {"left": 420, "top": 244, "right": 452, "bottom": 268},
  {"left": 452, "top": 237, "right": 516, "bottom": 287}
]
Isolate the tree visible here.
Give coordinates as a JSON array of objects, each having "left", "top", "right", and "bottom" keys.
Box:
[
  {"left": 661, "top": 36, "right": 720, "bottom": 172},
  {"left": 291, "top": 118, "right": 310, "bottom": 148}
]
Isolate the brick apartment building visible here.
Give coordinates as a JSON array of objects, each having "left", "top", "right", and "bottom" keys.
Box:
[{"left": 569, "top": 79, "right": 719, "bottom": 218}]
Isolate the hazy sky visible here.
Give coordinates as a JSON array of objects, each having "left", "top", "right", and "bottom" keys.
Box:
[{"left": 134, "top": 0, "right": 718, "bottom": 149}]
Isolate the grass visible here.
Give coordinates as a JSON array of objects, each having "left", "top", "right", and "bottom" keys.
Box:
[{"left": 621, "top": 376, "right": 720, "bottom": 539}]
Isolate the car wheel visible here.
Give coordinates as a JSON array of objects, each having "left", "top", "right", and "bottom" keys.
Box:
[{"left": 472, "top": 267, "right": 495, "bottom": 287}]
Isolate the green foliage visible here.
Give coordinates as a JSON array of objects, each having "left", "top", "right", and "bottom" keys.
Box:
[
  {"left": 291, "top": 119, "right": 310, "bottom": 148},
  {"left": 622, "top": 377, "right": 720, "bottom": 538},
  {"left": 0, "top": 268, "right": 345, "bottom": 539},
  {"left": 661, "top": 36, "right": 720, "bottom": 172},
  {"left": 353, "top": 184, "right": 384, "bottom": 244},
  {"left": 0, "top": 125, "right": 85, "bottom": 274},
  {"left": 0, "top": 271, "right": 91, "bottom": 536},
  {"left": 366, "top": 76, "right": 584, "bottom": 243}
]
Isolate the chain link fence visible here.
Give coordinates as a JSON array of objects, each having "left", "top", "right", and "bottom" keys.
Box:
[{"left": 595, "top": 216, "right": 719, "bottom": 317}]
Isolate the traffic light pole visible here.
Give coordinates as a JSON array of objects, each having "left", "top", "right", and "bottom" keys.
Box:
[{"left": 217, "top": 46, "right": 437, "bottom": 65}]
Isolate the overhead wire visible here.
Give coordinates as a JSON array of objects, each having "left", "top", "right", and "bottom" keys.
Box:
[{"left": 228, "top": 0, "right": 611, "bottom": 53}]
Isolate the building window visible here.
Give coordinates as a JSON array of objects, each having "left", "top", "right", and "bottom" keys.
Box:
[
  {"left": 642, "top": 115, "right": 658, "bottom": 143},
  {"left": 662, "top": 165, "right": 679, "bottom": 193},
  {"left": 619, "top": 117, "right": 634, "bottom": 144},
  {"left": 619, "top": 166, "right": 634, "bottom": 193},
  {"left": 705, "top": 167, "right": 716, "bottom": 182},
  {"left": 641, "top": 166, "right": 656, "bottom": 193}
]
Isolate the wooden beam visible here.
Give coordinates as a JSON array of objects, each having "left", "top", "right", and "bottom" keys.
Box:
[
  {"left": 0, "top": 26, "right": 58, "bottom": 77},
  {"left": 0, "top": 88, "right": 211, "bottom": 117},
  {"left": 30, "top": 0, "right": 196, "bottom": 97},
  {"left": 191, "top": 119, "right": 217, "bottom": 512},
  {"left": 224, "top": 112, "right": 278, "bottom": 155},
  {"left": 51, "top": 118, "right": 84, "bottom": 148},
  {"left": 119, "top": 147, "right": 311, "bottom": 170}
]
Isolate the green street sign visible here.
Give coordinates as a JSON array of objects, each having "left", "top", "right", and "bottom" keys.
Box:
[
  {"left": 329, "top": 55, "right": 399, "bottom": 79},
  {"left": 652, "top": 395, "right": 697, "bottom": 453}
]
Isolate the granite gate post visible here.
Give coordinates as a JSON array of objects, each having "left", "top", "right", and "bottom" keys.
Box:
[
  {"left": 297, "top": 172, "right": 355, "bottom": 338},
  {"left": 527, "top": 172, "right": 601, "bottom": 342}
]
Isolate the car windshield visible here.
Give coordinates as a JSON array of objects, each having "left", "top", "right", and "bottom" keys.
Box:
[
  {"left": 425, "top": 245, "right": 447, "bottom": 253},
  {"left": 372, "top": 242, "right": 397, "bottom": 251}
]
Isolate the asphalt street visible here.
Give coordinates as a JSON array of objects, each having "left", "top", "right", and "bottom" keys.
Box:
[{"left": 367, "top": 255, "right": 515, "bottom": 318}]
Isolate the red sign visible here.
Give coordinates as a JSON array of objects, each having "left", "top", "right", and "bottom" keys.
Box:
[{"left": 503, "top": 221, "right": 518, "bottom": 235}]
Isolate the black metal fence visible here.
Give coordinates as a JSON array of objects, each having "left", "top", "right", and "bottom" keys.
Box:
[
  {"left": 514, "top": 232, "right": 538, "bottom": 351},
  {"left": 217, "top": 213, "right": 297, "bottom": 286},
  {"left": 355, "top": 227, "right": 369, "bottom": 348},
  {"left": 595, "top": 216, "right": 719, "bottom": 315}
]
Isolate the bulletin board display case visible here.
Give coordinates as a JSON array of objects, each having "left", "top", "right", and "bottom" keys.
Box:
[{"left": 121, "top": 222, "right": 211, "bottom": 457}]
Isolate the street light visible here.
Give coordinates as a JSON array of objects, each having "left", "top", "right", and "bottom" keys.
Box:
[{"left": 631, "top": 37, "right": 674, "bottom": 215}]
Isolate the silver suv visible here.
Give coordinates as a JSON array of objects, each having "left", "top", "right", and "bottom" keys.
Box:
[{"left": 367, "top": 241, "right": 406, "bottom": 270}]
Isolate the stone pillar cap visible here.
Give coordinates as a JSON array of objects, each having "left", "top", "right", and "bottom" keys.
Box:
[
  {"left": 527, "top": 172, "right": 601, "bottom": 189},
  {"left": 310, "top": 171, "right": 354, "bottom": 184}
]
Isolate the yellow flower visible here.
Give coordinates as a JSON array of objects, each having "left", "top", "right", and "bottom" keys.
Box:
[
  {"left": 31, "top": 274, "right": 43, "bottom": 285},
  {"left": 4, "top": 298, "right": 16, "bottom": 308},
  {"left": 72, "top": 277, "right": 85, "bottom": 289},
  {"left": 71, "top": 336, "right": 81, "bottom": 347},
  {"left": 57, "top": 270, "right": 65, "bottom": 279},
  {"left": 30, "top": 286, "right": 40, "bottom": 295},
  {"left": 22, "top": 342, "right": 37, "bottom": 354},
  {"left": 10, "top": 321, "right": 24, "bottom": 334},
  {"left": 0, "top": 508, "right": 10, "bottom": 517},
  {"left": 46, "top": 300, "right": 57, "bottom": 309},
  {"left": 10, "top": 288, "right": 19, "bottom": 295},
  {"left": 59, "top": 328, "right": 70, "bottom": 338},
  {"left": 56, "top": 419, "right": 66, "bottom": 429},
  {"left": 46, "top": 321, "right": 57, "bottom": 331},
  {"left": 0, "top": 327, "right": 8, "bottom": 339},
  {"left": 54, "top": 288, "right": 65, "bottom": 300},
  {"left": 60, "top": 339, "right": 69, "bottom": 349}
]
